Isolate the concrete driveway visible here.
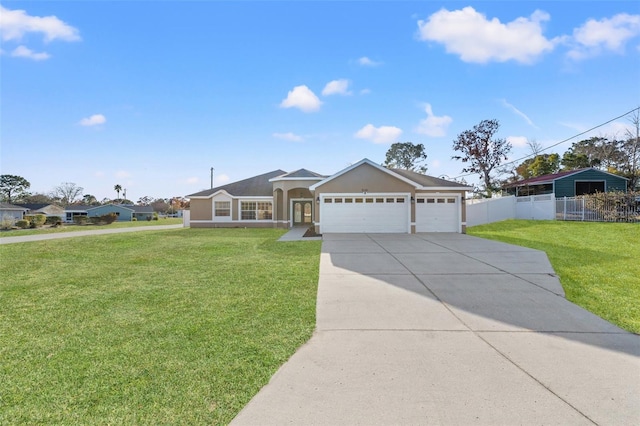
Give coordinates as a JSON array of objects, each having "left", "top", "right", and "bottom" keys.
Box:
[{"left": 232, "top": 233, "right": 640, "bottom": 425}]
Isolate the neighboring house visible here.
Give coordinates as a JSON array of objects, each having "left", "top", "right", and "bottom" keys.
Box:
[
  {"left": 189, "top": 158, "right": 472, "bottom": 234},
  {"left": 14, "top": 203, "right": 66, "bottom": 219},
  {"left": 505, "top": 168, "right": 628, "bottom": 197},
  {"left": 86, "top": 204, "right": 154, "bottom": 221},
  {"left": 65, "top": 205, "right": 92, "bottom": 223},
  {"left": 0, "top": 202, "right": 28, "bottom": 225}
]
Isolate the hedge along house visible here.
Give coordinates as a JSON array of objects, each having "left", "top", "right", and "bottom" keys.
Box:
[
  {"left": 188, "top": 159, "right": 472, "bottom": 233},
  {"left": 505, "top": 168, "right": 628, "bottom": 197}
]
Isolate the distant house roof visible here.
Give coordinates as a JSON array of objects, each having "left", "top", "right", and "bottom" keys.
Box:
[
  {"left": 505, "top": 167, "right": 628, "bottom": 188},
  {"left": 0, "top": 202, "right": 28, "bottom": 211},
  {"left": 86, "top": 204, "right": 134, "bottom": 212},
  {"left": 65, "top": 204, "right": 94, "bottom": 211},
  {"left": 389, "top": 168, "right": 470, "bottom": 188},
  {"left": 14, "top": 203, "right": 56, "bottom": 210},
  {"left": 189, "top": 170, "right": 287, "bottom": 197}
]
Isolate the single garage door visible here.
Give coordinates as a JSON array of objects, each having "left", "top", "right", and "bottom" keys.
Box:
[
  {"left": 321, "top": 195, "right": 409, "bottom": 233},
  {"left": 415, "top": 196, "right": 459, "bottom": 232}
]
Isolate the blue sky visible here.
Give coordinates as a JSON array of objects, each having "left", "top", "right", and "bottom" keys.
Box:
[{"left": 1, "top": 1, "right": 639, "bottom": 201}]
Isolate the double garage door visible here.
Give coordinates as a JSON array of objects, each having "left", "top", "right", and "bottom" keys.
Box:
[{"left": 320, "top": 194, "right": 460, "bottom": 233}]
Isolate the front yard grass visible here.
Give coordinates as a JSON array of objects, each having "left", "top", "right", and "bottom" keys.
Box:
[
  {"left": 468, "top": 220, "right": 639, "bottom": 334},
  {"left": 0, "top": 228, "right": 321, "bottom": 425},
  {"left": 0, "top": 217, "right": 183, "bottom": 237}
]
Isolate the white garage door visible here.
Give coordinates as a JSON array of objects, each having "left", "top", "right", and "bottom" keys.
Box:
[
  {"left": 415, "top": 196, "right": 460, "bottom": 232},
  {"left": 321, "top": 195, "right": 409, "bottom": 233}
]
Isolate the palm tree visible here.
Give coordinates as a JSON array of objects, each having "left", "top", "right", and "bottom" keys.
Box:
[{"left": 114, "top": 184, "right": 122, "bottom": 203}]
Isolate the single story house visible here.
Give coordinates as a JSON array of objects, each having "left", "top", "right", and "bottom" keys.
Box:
[
  {"left": 65, "top": 205, "right": 92, "bottom": 223},
  {"left": 188, "top": 158, "right": 472, "bottom": 234},
  {"left": 87, "top": 204, "right": 154, "bottom": 221},
  {"left": 15, "top": 203, "right": 66, "bottom": 219},
  {"left": 0, "top": 202, "right": 28, "bottom": 224},
  {"left": 505, "top": 168, "right": 628, "bottom": 197}
]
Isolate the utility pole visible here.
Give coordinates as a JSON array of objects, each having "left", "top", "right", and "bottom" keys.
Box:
[{"left": 210, "top": 167, "right": 215, "bottom": 189}]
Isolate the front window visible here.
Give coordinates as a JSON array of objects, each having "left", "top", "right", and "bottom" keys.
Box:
[
  {"left": 215, "top": 201, "right": 231, "bottom": 217},
  {"left": 241, "top": 201, "right": 272, "bottom": 220}
]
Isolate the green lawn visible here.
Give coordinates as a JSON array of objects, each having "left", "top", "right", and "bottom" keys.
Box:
[
  {"left": 0, "top": 217, "right": 183, "bottom": 237},
  {"left": 0, "top": 228, "right": 321, "bottom": 425},
  {"left": 468, "top": 220, "right": 639, "bottom": 334}
]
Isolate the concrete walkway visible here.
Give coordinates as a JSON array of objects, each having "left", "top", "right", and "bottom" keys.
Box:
[
  {"left": 232, "top": 233, "right": 640, "bottom": 425},
  {"left": 0, "top": 224, "right": 183, "bottom": 244}
]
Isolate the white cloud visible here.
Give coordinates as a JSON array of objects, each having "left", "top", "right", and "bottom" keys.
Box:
[
  {"left": 354, "top": 124, "right": 403, "bottom": 144},
  {"left": 78, "top": 114, "right": 106, "bottom": 126},
  {"left": 567, "top": 13, "right": 640, "bottom": 60},
  {"left": 186, "top": 177, "right": 199, "bottom": 184},
  {"left": 415, "top": 104, "right": 452, "bottom": 137},
  {"left": 501, "top": 99, "right": 537, "bottom": 128},
  {"left": 322, "top": 79, "right": 352, "bottom": 96},
  {"left": 0, "top": 5, "right": 81, "bottom": 42},
  {"left": 507, "top": 136, "right": 529, "bottom": 148},
  {"left": 360, "top": 88, "right": 372, "bottom": 95},
  {"left": 216, "top": 174, "right": 230, "bottom": 185},
  {"left": 273, "top": 132, "right": 304, "bottom": 142},
  {"left": 358, "top": 56, "right": 382, "bottom": 67},
  {"left": 279, "top": 85, "right": 322, "bottom": 112},
  {"left": 432, "top": 159, "right": 441, "bottom": 169},
  {"left": 417, "top": 7, "right": 556, "bottom": 64},
  {"left": 115, "top": 170, "right": 131, "bottom": 178},
  {"left": 10, "top": 45, "right": 50, "bottom": 61}
]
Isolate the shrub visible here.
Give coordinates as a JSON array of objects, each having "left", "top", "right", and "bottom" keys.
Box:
[
  {"left": 16, "top": 220, "right": 30, "bottom": 229},
  {"left": 89, "top": 213, "right": 118, "bottom": 225},
  {"left": 1, "top": 214, "right": 14, "bottom": 230},
  {"left": 46, "top": 216, "right": 62, "bottom": 225},
  {"left": 132, "top": 217, "right": 137, "bottom": 222},
  {"left": 73, "top": 216, "right": 88, "bottom": 225},
  {"left": 152, "top": 212, "right": 159, "bottom": 221},
  {"left": 24, "top": 214, "right": 46, "bottom": 228}
]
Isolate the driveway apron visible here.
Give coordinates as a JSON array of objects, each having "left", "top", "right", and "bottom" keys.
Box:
[{"left": 232, "top": 233, "right": 640, "bottom": 425}]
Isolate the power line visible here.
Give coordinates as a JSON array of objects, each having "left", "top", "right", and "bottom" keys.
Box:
[{"left": 452, "top": 106, "right": 640, "bottom": 180}]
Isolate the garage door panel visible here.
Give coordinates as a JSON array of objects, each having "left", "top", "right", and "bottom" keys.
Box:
[
  {"left": 321, "top": 197, "right": 408, "bottom": 233},
  {"left": 415, "top": 197, "right": 459, "bottom": 233}
]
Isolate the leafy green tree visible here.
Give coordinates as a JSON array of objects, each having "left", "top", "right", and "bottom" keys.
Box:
[
  {"left": 83, "top": 194, "right": 99, "bottom": 205},
  {"left": 383, "top": 142, "right": 428, "bottom": 173},
  {"left": 516, "top": 154, "right": 560, "bottom": 180},
  {"left": 452, "top": 119, "right": 511, "bottom": 196},
  {"left": 0, "top": 174, "right": 31, "bottom": 203}
]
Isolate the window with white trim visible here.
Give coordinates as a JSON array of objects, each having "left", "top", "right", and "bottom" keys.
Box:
[
  {"left": 241, "top": 201, "right": 272, "bottom": 220},
  {"left": 215, "top": 201, "right": 231, "bottom": 217}
]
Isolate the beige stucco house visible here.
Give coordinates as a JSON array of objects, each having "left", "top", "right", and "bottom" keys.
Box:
[{"left": 188, "top": 159, "right": 472, "bottom": 233}]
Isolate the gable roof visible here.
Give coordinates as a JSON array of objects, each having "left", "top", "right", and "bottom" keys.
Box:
[
  {"left": 189, "top": 170, "right": 287, "bottom": 198},
  {"left": 86, "top": 204, "right": 135, "bottom": 212},
  {"left": 389, "top": 168, "right": 471, "bottom": 189},
  {"left": 506, "top": 167, "right": 628, "bottom": 187},
  {"left": 269, "top": 168, "right": 327, "bottom": 181},
  {"left": 14, "top": 203, "right": 57, "bottom": 210},
  {"left": 310, "top": 158, "right": 472, "bottom": 191}
]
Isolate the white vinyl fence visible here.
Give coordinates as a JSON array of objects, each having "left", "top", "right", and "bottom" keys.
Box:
[
  {"left": 466, "top": 194, "right": 556, "bottom": 227},
  {"left": 182, "top": 209, "right": 190, "bottom": 227}
]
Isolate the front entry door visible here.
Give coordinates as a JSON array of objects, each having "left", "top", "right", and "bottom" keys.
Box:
[{"left": 293, "top": 201, "right": 312, "bottom": 226}]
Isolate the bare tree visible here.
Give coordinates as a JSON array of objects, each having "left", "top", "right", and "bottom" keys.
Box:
[
  {"left": 452, "top": 119, "right": 512, "bottom": 196},
  {"left": 52, "top": 182, "right": 84, "bottom": 206},
  {"left": 623, "top": 109, "right": 640, "bottom": 190}
]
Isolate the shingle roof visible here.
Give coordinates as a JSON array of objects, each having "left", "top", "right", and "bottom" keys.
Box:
[
  {"left": 131, "top": 205, "right": 154, "bottom": 213},
  {"left": 388, "top": 168, "right": 470, "bottom": 188},
  {"left": 189, "top": 170, "right": 287, "bottom": 197},
  {"left": 505, "top": 168, "right": 593, "bottom": 187},
  {"left": 275, "top": 169, "right": 327, "bottom": 179},
  {"left": 0, "top": 202, "right": 28, "bottom": 210},
  {"left": 14, "top": 203, "right": 54, "bottom": 210}
]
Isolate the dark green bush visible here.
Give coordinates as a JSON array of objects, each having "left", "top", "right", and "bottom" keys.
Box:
[
  {"left": 16, "top": 220, "right": 30, "bottom": 229},
  {"left": 46, "top": 216, "right": 62, "bottom": 225},
  {"left": 89, "top": 213, "right": 118, "bottom": 225}
]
